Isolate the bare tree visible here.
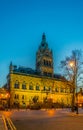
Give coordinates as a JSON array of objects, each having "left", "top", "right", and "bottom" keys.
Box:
[
  {"left": 60, "top": 49, "right": 83, "bottom": 88},
  {"left": 60, "top": 49, "right": 83, "bottom": 113}
]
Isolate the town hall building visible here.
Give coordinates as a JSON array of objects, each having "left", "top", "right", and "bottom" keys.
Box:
[{"left": 7, "top": 33, "right": 73, "bottom": 108}]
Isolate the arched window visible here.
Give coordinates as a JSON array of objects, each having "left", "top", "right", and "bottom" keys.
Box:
[
  {"left": 60, "top": 87, "right": 64, "bottom": 93},
  {"left": 48, "top": 87, "right": 51, "bottom": 91},
  {"left": 55, "top": 87, "right": 59, "bottom": 92},
  {"left": 14, "top": 94, "right": 16, "bottom": 99},
  {"left": 36, "top": 84, "right": 40, "bottom": 90},
  {"left": 70, "top": 88, "right": 73, "bottom": 93},
  {"left": 14, "top": 94, "right": 19, "bottom": 99},
  {"left": 29, "top": 83, "right": 34, "bottom": 90},
  {"left": 14, "top": 80, "right": 19, "bottom": 89},
  {"left": 22, "top": 95, "right": 24, "bottom": 100},
  {"left": 22, "top": 81, "right": 26, "bottom": 89},
  {"left": 49, "top": 61, "right": 51, "bottom": 67},
  {"left": 44, "top": 60, "right": 46, "bottom": 65},
  {"left": 43, "top": 86, "right": 46, "bottom": 91},
  {"left": 46, "top": 60, "right": 48, "bottom": 66}
]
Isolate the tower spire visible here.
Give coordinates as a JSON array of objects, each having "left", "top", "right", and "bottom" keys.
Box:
[
  {"left": 40, "top": 33, "right": 48, "bottom": 49},
  {"left": 9, "top": 61, "right": 13, "bottom": 73},
  {"left": 36, "top": 34, "right": 54, "bottom": 77},
  {"left": 42, "top": 32, "right": 46, "bottom": 42}
]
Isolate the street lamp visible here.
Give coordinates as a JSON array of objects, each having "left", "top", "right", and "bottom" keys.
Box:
[
  {"left": 69, "top": 60, "right": 78, "bottom": 114},
  {"left": 5, "top": 92, "right": 10, "bottom": 109}
]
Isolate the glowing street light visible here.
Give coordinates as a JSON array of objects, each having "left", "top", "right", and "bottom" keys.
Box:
[
  {"left": 69, "top": 61, "right": 74, "bottom": 67},
  {"left": 5, "top": 93, "right": 10, "bottom": 98}
]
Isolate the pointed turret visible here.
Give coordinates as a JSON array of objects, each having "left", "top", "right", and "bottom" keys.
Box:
[
  {"left": 39, "top": 33, "right": 48, "bottom": 50},
  {"left": 9, "top": 62, "right": 13, "bottom": 73},
  {"left": 42, "top": 33, "right": 46, "bottom": 42}
]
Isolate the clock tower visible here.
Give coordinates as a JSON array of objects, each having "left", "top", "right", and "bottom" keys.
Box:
[{"left": 36, "top": 33, "right": 54, "bottom": 77}]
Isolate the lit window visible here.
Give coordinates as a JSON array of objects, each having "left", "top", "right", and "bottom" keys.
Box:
[
  {"left": 70, "top": 88, "right": 73, "bottom": 93},
  {"left": 36, "top": 86, "right": 40, "bottom": 90},
  {"left": 48, "top": 87, "right": 51, "bottom": 91},
  {"left": 22, "top": 95, "right": 24, "bottom": 99},
  {"left": 22, "top": 84, "right": 26, "bottom": 89},
  {"left": 14, "top": 94, "right": 16, "bottom": 99},
  {"left": 43, "top": 86, "right": 46, "bottom": 91},
  {"left": 29, "top": 85, "right": 33, "bottom": 90},
  {"left": 55, "top": 87, "right": 59, "bottom": 92},
  {"left": 14, "top": 94, "right": 19, "bottom": 99},
  {"left": 60, "top": 88, "right": 64, "bottom": 93},
  {"left": 14, "top": 81, "right": 19, "bottom": 89}
]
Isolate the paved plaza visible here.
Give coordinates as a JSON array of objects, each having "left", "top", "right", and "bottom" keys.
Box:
[
  {"left": 0, "top": 115, "right": 6, "bottom": 130},
  {"left": 1, "top": 108, "right": 83, "bottom": 130}
]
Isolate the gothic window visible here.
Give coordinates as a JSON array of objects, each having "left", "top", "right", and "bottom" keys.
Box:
[
  {"left": 44, "top": 72, "right": 47, "bottom": 76},
  {"left": 46, "top": 61, "right": 48, "bottom": 66},
  {"left": 29, "top": 85, "right": 33, "bottom": 90},
  {"left": 14, "top": 94, "right": 16, "bottom": 99},
  {"left": 55, "top": 87, "right": 59, "bottom": 92},
  {"left": 29, "top": 83, "right": 34, "bottom": 90},
  {"left": 14, "top": 81, "right": 19, "bottom": 89},
  {"left": 22, "top": 82, "right": 26, "bottom": 89},
  {"left": 22, "top": 84, "right": 26, "bottom": 89},
  {"left": 22, "top": 95, "right": 24, "bottom": 100},
  {"left": 60, "top": 87, "right": 64, "bottom": 93},
  {"left": 37, "top": 62, "right": 40, "bottom": 67},
  {"left": 17, "top": 95, "right": 19, "bottom": 99},
  {"left": 14, "top": 94, "right": 19, "bottom": 99},
  {"left": 48, "top": 73, "right": 52, "bottom": 77},
  {"left": 65, "top": 88, "right": 68, "bottom": 93},
  {"left": 66, "top": 88, "right": 69, "bottom": 93},
  {"left": 44, "top": 60, "right": 46, "bottom": 65},
  {"left": 64, "top": 89, "right": 67, "bottom": 93},
  {"left": 48, "top": 87, "right": 51, "bottom": 91},
  {"left": 36, "top": 85, "right": 40, "bottom": 91},
  {"left": 43, "top": 60, "right": 49, "bottom": 66},
  {"left": 43, "top": 86, "right": 46, "bottom": 91},
  {"left": 49, "top": 61, "right": 51, "bottom": 67},
  {"left": 70, "top": 88, "right": 73, "bottom": 93}
]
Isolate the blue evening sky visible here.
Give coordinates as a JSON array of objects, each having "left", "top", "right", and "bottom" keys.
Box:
[{"left": 0, "top": 0, "right": 83, "bottom": 86}]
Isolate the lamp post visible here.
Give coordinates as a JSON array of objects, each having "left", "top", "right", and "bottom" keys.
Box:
[{"left": 69, "top": 60, "right": 78, "bottom": 114}]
